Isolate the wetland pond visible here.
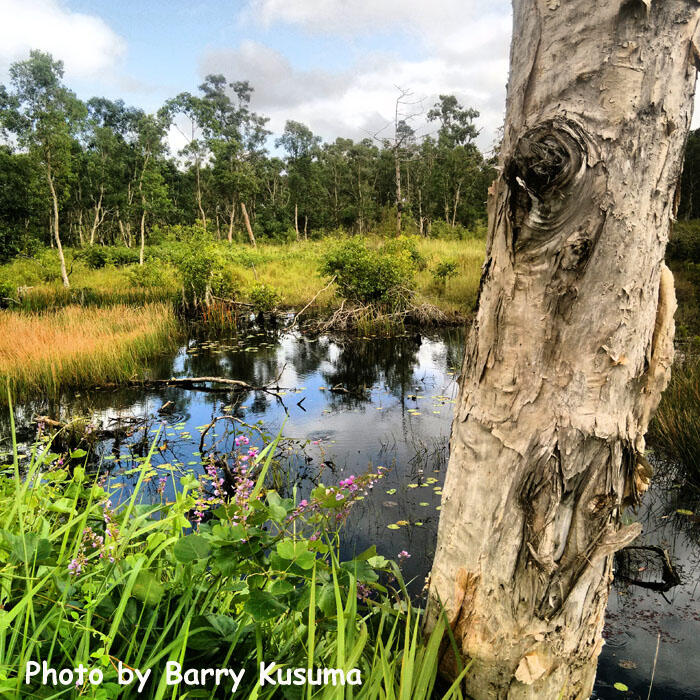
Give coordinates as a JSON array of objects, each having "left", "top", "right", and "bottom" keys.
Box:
[{"left": 6, "top": 327, "right": 700, "bottom": 699}]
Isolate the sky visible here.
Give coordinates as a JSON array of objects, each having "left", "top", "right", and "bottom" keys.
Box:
[
  {"left": 0, "top": 0, "right": 514, "bottom": 154},
  {"left": 3, "top": 0, "right": 695, "bottom": 158}
]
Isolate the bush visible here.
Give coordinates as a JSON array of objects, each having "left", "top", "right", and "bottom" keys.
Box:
[
  {"left": 77, "top": 246, "right": 110, "bottom": 269},
  {"left": 174, "top": 237, "right": 238, "bottom": 307},
  {"left": 248, "top": 283, "right": 280, "bottom": 313},
  {"left": 0, "top": 279, "right": 16, "bottom": 309},
  {"left": 127, "top": 260, "right": 173, "bottom": 290},
  {"left": 668, "top": 220, "right": 700, "bottom": 262},
  {"left": 432, "top": 260, "right": 459, "bottom": 290},
  {"left": 108, "top": 246, "right": 141, "bottom": 266},
  {"left": 321, "top": 238, "right": 415, "bottom": 306}
]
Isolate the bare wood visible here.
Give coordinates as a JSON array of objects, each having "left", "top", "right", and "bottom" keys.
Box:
[
  {"left": 288, "top": 275, "right": 337, "bottom": 329},
  {"left": 241, "top": 201, "right": 256, "bottom": 247},
  {"left": 426, "top": 2, "right": 700, "bottom": 698}
]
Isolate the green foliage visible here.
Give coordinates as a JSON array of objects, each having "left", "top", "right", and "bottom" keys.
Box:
[
  {"left": 0, "top": 279, "right": 17, "bottom": 308},
  {"left": 0, "top": 419, "right": 468, "bottom": 699},
  {"left": 669, "top": 220, "right": 700, "bottom": 262},
  {"left": 432, "top": 260, "right": 459, "bottom": 286},
  {"left": 321, "top": 238, "right": 415, "bottom": 306},
  {"left": 173, "top": 236, "right": 238, "bottom": 307},
  {"left": 77, "top": 246, "right": 110, "bottom": 269},
  {"left": 248, "top": 283, "right": 280, "bottom": 313},
  {"left": 127, "top": 260, "right": 174, "bottom": 290}
]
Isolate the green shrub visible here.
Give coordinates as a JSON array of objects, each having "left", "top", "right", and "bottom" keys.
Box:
[
  {"left": 108, "top": 246, "right": 141, "bottom": 266},
  {"left": 0, "top": 279, "right": 17, "bottom": 308},
  {"left": 432, "top": 260, "right": 459, "bottom": 290},
  {"left": 668, "top": 220, "right": 700, "bottom": 262},
  {"left": 77, "top": 246, "right": 110, "bottom": 269},
  {"left": 127, "top": 260, "right": 174, "bottom": 290},
  {"left": 321, "top": 238, "right": 415, "bottom": 306},
  {"left": 174, "top": 237, "right": 238, "bottom": 307},
  {"left": 249, "top": 283, "right": 280, "bottom": 313}
]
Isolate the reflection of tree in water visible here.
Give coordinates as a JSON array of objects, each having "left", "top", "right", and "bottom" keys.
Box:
[
  {"left": 321, "top": 336, "right": 423, "bottom": 408},
  {"left": 285, "top": 335, "right": 331, "bottom": 378}
]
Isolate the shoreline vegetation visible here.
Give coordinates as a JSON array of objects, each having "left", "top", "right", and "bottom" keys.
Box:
[
  {"left": 0, "top": 419, "right": 470, "bottom": 700},
  {"left": 0, "top": 304, "right": 179, "bottom": 399}
]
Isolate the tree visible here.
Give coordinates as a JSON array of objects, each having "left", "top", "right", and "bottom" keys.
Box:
[
  {"left": 276, "top": 120, "right": 321, "bottom": 239},
  {"left": 425, "top": 3, "right": 699, "bottom": 698},
  {"left": 1, "top": 51, "right": 86, "bottom": 286},
  {"left": 134, "top": 113, "right": 169, "bottom": 264},
  {"left": 679, "top": 128, "right": 700, "bottom": 220}
]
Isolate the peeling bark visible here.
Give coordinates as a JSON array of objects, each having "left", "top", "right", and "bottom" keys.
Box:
[{"left": 426, "top": 2, "right": 699, "bottom": 698}]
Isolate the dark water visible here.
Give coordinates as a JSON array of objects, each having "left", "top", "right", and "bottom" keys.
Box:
[{"left": 5, "top": 328, "right": 699, "bottom": 699}]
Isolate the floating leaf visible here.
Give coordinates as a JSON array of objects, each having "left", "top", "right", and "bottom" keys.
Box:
[
  {"left": 613, "top": 682, "right": 629, "bottom": 692},
  {"left": 387, "top": 524, "right": 400, "bottom": 530},
  {"left": 676, "top": 509, "right": 694, "bottom": 516}
]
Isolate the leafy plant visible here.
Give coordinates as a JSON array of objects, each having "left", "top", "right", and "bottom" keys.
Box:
[
  {"left": 249, "top": 283, "right": 280, "bottom": 313},
  {"left": 321, "top": 238, "right": 415, "bottom": 306},
  {"left": 432, "top": 260, "right": 458, "bottom": 286},
  {"left": 0, "top": 412, "right": 469, "bottom": 699}
]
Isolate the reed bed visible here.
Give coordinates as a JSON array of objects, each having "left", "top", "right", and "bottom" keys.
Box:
[
  {"left": 650, "top": 353, "right": 700, "bottom": 487},
  {"left": 0, "top": 303, "right": 180, "bottom": 397}
]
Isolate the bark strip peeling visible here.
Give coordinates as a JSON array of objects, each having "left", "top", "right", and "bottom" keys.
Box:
[{"left": 426, "top": 2, "right": 698, "bottom": 698}]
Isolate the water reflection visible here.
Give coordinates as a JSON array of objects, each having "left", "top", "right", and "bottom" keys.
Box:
[{"left": 2, "top": 328, "right": 698, "bottom": 699}]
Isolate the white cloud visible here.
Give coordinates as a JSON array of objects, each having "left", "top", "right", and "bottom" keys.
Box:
[
  {"left": 202, "top": 2, "right": 512, "bottom": 150},
  {"left": 0, "top": 0, "right": 126, "bottom": 79}
]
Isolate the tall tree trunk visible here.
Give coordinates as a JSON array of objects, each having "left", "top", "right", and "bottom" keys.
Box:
[
  {"left": 139, "top": 204, "right": 146, "bottom": 266},
  {"left": 89, "top": 189, "right": 104, "bottom": 246},
  {"left": 46, "top": 165, "right": 70, "bottom": 288},
  {"left": 426, "top": 2, "right": 699, "bottom": 698},
  {"left": 451, "top": 181, "right": 462, "bottom": 227},
  {"left": 195, "top": 160, "right": 207, "bottom": 229},
  {"left": 294, "top": 202, "right": 300, "bottom": 241},
  {"left": 228, "top": 200, "right": 235, "bottom": 243},
  {"left": 395, "top": 150, "right": 402, "bottom": 236},
  {"left": 241, "top": 201, "right": 256, "bottom": 248}
]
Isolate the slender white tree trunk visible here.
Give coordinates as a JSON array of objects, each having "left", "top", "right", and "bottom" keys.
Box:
[
  {"left": 46, "top": 164, "right": 69, "bottom": 288},
  {"left": 228, "top": 200, "right": 235, "bottom": 243},
  {"left": 241, "top": 201, "right": 256, "bottom": 247},
  {"left": 139, "top": 206, "right": 146, "bottom": 266},
  {"left": 426, "top": 2, "right": 700, "bottom": 698}
]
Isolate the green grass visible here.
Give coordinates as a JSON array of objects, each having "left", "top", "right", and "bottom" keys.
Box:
[
  {"left": 0, "top": 237, "right": 486, "bottom": 318},
  {"left": 0, "top": 415, "right": 470, "bottom": 699},
  {"left": 650, "top": 354, "right": 700, "bottom": 487},
  {"left": 0, "top": 304, "right": 180, "bottom": 398}
]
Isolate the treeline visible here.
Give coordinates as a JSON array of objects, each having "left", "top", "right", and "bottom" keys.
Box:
[{"left": 0, "top": 51, "right": 496, "bottom": 275}]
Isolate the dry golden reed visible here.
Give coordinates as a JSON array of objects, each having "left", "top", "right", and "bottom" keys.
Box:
[{"left": 0, "top": 303, "right": 179, "bottom": 397}]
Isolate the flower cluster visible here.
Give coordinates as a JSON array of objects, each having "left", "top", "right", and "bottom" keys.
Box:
[{"left": 67, "top": 501, "right": 119, "bottom": 575}]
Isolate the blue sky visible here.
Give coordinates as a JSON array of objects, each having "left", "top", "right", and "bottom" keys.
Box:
[{"left": 0, "top": 0, "right": 512, "bottom": 150}]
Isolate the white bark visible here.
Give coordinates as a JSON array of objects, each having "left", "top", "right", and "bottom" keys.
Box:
[
  {"left": 426, "top": 2, "right": 699, "bottom": 698},
  {"left": 241, "top": 201, "right": 256, "bottom": 247},
  {"left": 46, "top": 162, "right": 69, "bottom": 288}
]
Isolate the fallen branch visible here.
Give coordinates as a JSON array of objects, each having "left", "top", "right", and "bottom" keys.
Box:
[{"left": 288, "top": 275, "right": 337, "bottom": 329}]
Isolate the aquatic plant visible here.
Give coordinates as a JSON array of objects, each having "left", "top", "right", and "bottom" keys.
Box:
[{"left": 0, "top": 413, "right": 470, "bottom": 699}]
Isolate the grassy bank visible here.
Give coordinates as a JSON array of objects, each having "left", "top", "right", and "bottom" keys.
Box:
[
  {"left": 0, "top": 237, "right": 486, "bottom": 318},
  {"left": 0, "top": 422, "right": 469, "bottom": 699},
  {"left": 0, "top": 304, "right": 179, "bottom": 398}
]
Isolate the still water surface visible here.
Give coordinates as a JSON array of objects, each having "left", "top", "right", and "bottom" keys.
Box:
[{"left": 9, "top": 328, "right": 699, "bottom": 699}]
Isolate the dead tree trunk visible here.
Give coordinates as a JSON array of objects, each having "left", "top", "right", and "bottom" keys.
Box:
[
  {"left": 46, "top": 161, "right": 70, "bottom": 288},
  {"left": 426, "top": 2, "right": 699, "bottom": 698},
  {"left": 241, "top": 201, "right": 256, "bottom": 248}
]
